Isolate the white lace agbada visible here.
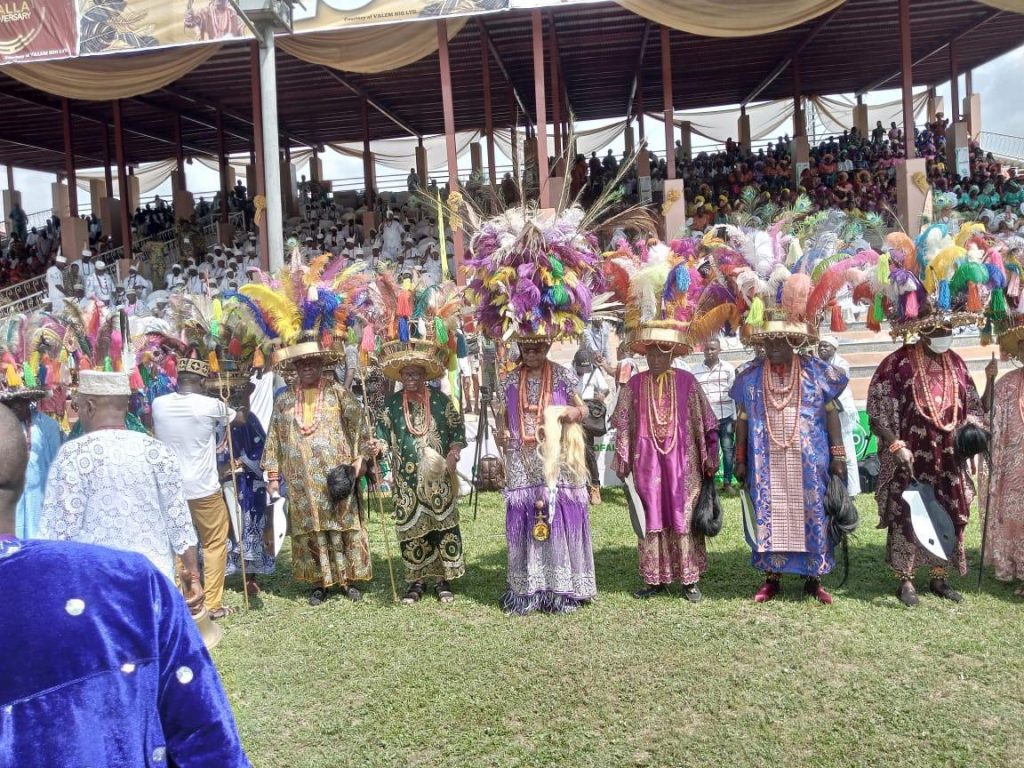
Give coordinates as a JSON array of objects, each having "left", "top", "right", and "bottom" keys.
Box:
[{"left": 38, "top": 430, "right": 198, "bottom": 582}]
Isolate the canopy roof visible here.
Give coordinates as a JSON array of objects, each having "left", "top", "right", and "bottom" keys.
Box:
[{"left": 0, "top": 0, "right": 1020, "bottom": 174}]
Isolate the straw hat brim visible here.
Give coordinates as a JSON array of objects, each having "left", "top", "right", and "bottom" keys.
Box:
[
  {"left": 890, "top": 311, "right": 982, "bottom": 340},
  {"left": 379, "top": 340, "right": 448, "bottom": 381},
  {"left": 0, "top": 388, "right": 49, "bottom": 403},
  {"left": 629, "top": 325, "right": 692, "bottom": 355},
  {"left": 272, "top": 341, "right": 339, "bottom": 369},
  {"left": 747, "top": 319, "right": 817, "bottom": 345}
]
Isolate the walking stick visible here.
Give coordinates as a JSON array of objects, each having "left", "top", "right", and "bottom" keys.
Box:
[
  {"left": 978, "top": 353, "right": 998, "bottom": 590},
  {"left": 216, "top": 368, "right": 249, "bottom": 611},
  {"left": 355, "top": 358, "right": 399, "bottom": 604}
]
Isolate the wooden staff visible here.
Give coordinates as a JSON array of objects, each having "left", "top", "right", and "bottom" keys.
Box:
[{"left": 215, "top": 362, "right": 249, "bottom": 610}]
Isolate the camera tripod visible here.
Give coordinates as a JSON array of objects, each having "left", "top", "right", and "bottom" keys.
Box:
[{"left": 469, "top": 386, "right": 495, "bottom": 521}]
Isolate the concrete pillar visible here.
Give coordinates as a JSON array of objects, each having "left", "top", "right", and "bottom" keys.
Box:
[
  {"left": 470, "top": 142, "right": 483, "bottom": 174},
  {"left": 225, "top": 165, "right": 236, "bottom": 192},
  {"left": 853, "top": 104, "right": 869, "bottom": 137},
  {"left": 927, "top": 94, "right": 945, "bottom": 123},
  {"left": 945, "top": 121, "right": 971, "bottom": 178},
  {"left": 662, "top": 179, "right": 686, "bottom": 240},
  {"left": 216, "top": 221, "right": 235, "bottom": 247},
  {"left": 173, "top": 189, "right": 195, "bottom": 222},
  {"left": 2, "top": 190, "right": 21, "bottom": 215},
  {"left": 624, "top": 124, "right": 635, "bottom": 155},
  {"left": 89, "top": 180, "right": 106, "bottom": 216},
  {"left": 415, "top": 145, "right": 428, "bottom": 189},
  {"left": 61, "top": 217, "right": 89, "bottom": 260},
  {"left": 281, "top": 161, "right": 298, "bottom": 218},
  {"left": 170, "top": 171, "right": 186, "bottom": 196},
  {"left": 245, "top": 164, "right": 258, "bottom": 199},
  {"left": 548, "top": 176, "right": 565, "bottom": 207},
  {"left": 100, "top": 198, "right": 122, "bottom": 248},
  {"left": 523, "top": 136, "right": 538, "bottom": 198},
  {"left": 964, "top": 93, "right": 981, "bottom": 137},
  {"left": 309, "top": 154, "right": 323, "bottom": 184},
  {"left": 738, "top": 113, "right": 752, "bottom": 152},
  {"left": 51, "top": 182, "right": 70, "bottom": 218},
  {"left": 792, "top": 135, "right": 810, "bottom": 186},
  {"left": 678, "top": 121, "right": 691, "bottom": 161},
  {"left": 127, "top": 175, "right": 140, "bottom": 212},
  {"left": 896, "top": 157, "right": 929, "bottom": 237},
  {"left": 636, "top": 149, "right": 652, "bottom": 204}
]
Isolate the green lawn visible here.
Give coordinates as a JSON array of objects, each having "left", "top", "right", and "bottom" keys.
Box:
[{"left": 214, "top": 490, "right": 1024, "bottom": 768}]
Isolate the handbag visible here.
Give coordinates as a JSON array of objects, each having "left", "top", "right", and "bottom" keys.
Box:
[
  {"left": 475, "top": 454, "right": 506, "bottom": 491},
  {"left": 691, "top": 475, "right": 724, "bottom": 537},
  {"left": 326, "top": 464, "right": 358, "bottom": 504},
  {"left": 579, "top": 368, "right": 608, "bottom": 437}
]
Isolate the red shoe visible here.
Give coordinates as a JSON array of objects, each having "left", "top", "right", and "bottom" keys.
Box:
[
  {"left": 753, "top": 580, "right": 780, "bottom": 603},
  {"left": 804, "top": 579, "right": 833, "bottom": 605}
]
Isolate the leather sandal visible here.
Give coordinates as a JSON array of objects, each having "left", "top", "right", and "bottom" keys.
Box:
[
  {"left": 804, "top": 579, "right": 833, "bottom": 605},
  {"left": 633, "top": 584, "right": 667, "bottom": 599},
  {"left": 754, "top": 580, "right": 780, "bottom": 603},
  {"left": 897, "top": 580, "right": 919, "bottom": 607},
  {"left": 434, "top": 580, "right": 455, "bottom": 603},
  {"left": 401, "top": 580, "right": 426, "bottom": 605},
  {"left": 682, "top": 583, "right": 702, "bottom": 603},
  {"left": 209, "top": 605, "right": 237, "bottom": 619},
  {"left": 928, "top": 579, "right": 962, "bottom": 603}
]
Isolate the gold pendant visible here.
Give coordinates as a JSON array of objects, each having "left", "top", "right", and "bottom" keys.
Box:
[{"left": 532, "top": 499, "right": 550, "bottom": 542}]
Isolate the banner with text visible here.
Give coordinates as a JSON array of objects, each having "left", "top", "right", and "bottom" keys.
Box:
[{"left": 0, "top": 0, "right": 77, "bottom": 64}]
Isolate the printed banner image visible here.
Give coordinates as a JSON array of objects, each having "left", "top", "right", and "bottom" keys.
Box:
[{"left": 0, "top": 0, "right": 77, "bottom": 64}]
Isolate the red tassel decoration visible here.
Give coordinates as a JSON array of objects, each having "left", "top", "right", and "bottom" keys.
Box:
[
  {"left": 360, "top": 324, "right": 376, "bottom": 353},
  {"left": 396, "top": 291, "right": 412, "bottom": 318},
  {"left": 830, "top": 303, "right": 847, "bottom": 333},
  {"left": 966, "top": 282, "right": 982, "bottom": 313},
  {"left": 904, "top": 290, "right": 919, "bottom": 319},
  {"left": 129, "top": 368, "right": 144, "bottom": 390},
  {"left": 866, "top": 311, "right": 880, "bottom": 333}
]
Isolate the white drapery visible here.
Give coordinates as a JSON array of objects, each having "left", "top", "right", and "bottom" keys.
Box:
[
  {"left": 811, "top": 92, "right": 930, "bottom": 135},
  {"left": 613, "top": 0, "right": 844, "bottom": 37}
]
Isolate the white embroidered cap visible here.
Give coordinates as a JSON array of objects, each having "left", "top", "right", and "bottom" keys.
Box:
[{"left": 78, "top": 370, "right": 131, "bottom": 396}]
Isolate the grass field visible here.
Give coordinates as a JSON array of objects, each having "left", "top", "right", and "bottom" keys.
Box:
[{"left": 213, "top": 490, "right": 1024, "bottom": 768}]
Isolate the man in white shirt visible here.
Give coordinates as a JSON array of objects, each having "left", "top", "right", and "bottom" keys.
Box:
[
  {"left": 45, "top": 253, "right": 67, "bottom": 313},
  {"left": 166, "top": 263, "right": 185, "bottom": 291},
  {"left": 78, "top": 249, "right": 96, "bottom": 282},
  {"left": 38, "top": 370, "right": 201, "bottom": 590},
  {"left": 123, "top": 262, "right": 151, "bottom": 301},
  {"left": 152, "top": 358, "right": 240, "bottom": 618},
  {"left": 86, "top": 260, "right": 117, "bottom": 305},
  {"left": 381, "top": 211, "right": 403, "bottom": 259},
  {"left": 691, "top": 338, "right": 737, "bottom": 492},
  {"left": 185, "top": 265, "right": 205, "bottom": 295}
]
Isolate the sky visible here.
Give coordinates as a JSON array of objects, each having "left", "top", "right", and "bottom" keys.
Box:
[{"left": 6, "top": 42, "right": 1024, "bottom": 221}]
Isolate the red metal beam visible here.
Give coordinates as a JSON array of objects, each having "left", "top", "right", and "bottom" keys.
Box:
[
  {"left": 61, "top": 98, "right": 78, "bottom": 217},
  {"left": 950, "top": 40, "right": 960, "bottom": 122},
  {"left": 481, "top": 33, "right": 496, "bottom": 189},
  {"left": 102, "top": 123, "right": 112, "bottom": 200},
  {"left": 217, "top": 108, "right": 229, "bottom": 224},
  {"left": 173, "top": 114, "right": 185, "bottom": 194},
  {"left": 478, "top": 19, "right": 534, "bottom": 129},
  {"left": 792, "top": 57, "right": 804, "bottom": 136},
  {"left": 548, "top": 17, "right": 562, "bottom": 162},
  {"left": 112, "top": 99, "right": 132, "bottom": 258},
  {"left": 438, "top": 20, "right": 465, "bottom": 285},
  {"left": 532, "top": 10, "right": 550, "bottom": 207},
  {"left": 899, "top": 0, "right": 916, "bottom": 158},
  {"left": 624, "top": 21, "right": 652, "bottom": 127},
  {"left": 741, "top": 8, "right": 839, "bottom": 106},
  {"left": 661, "top": 26, "right": 675, "bottom": 180}
]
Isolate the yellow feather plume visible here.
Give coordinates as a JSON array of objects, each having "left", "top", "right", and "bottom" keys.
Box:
[
  {"left": 305, "top": 254, "right": 330, "bottom": 287},
  {"left": 240, "top": 283, "right": 302, "bottom": 345},
  {"left": 929, "top": 246, "right": 964, "bottom": 282},
  {"left": 955, "top": 222, "right": 986, "bottom": 249},
  {"left": 687, "top": 303, "right": 734, "bottom": 347}
]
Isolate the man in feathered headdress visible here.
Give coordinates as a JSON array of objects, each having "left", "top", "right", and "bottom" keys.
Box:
[
  {"left": 867, "top": 226, "right": 991, "bottom": 606},
  {"left": 612, "top": 248, "right": 722, "bottom": 601},
  {"left": 237, "top": 264, "right": 374, "bottom": 606},
  {"left": 374, "top": 284, "right": 466, "bottom": 604},
  {"left": 720, "top": 219, "right": 852, "bottom": 605}
]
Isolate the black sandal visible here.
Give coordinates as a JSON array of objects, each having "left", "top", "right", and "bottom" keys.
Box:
[
  {"left": 402, "top": 580, "right": 426, "bottom": 605},
  {"left": 929, "top": 579, "right": 962, "bottom": 603},
  {"left": 308, "top": 588, "right": 327, "bottom": 607},
  {"left": 344, "top": 585, "right": 363, "bottom": 602},
  {"left": 633, "top": 584, "right": 667, "bottom": 600},
  {"left": 435, "top": 580, "right": 455, "bottom": 603}
]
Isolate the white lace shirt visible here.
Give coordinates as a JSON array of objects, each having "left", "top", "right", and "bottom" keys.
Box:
[{"left": 38, "top": 430, "right": 197, "bottom": 582}]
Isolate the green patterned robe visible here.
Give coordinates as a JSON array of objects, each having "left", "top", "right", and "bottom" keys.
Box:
[{"left": 377, "top": 388, "right": 466, "bottom": 582}]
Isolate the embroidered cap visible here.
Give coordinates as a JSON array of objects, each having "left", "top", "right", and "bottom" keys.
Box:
[{"left": 78, "top": 370, "right": 131, "bottom": 396}]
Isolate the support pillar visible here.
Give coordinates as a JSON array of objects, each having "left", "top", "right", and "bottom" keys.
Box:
[
  {"left": 636, "top": 79, "right": 646, "bottom": 142},
  {"left": 853, "top": 103, "right": 869, "bottom": 137},
  {"left": 248, "top": 39, "right": 264, "bottom": 253},
  {"left": 112, "top": 100, "right": 132, "bottom": 258},
  {"left": 437, "top": 20, "right": 465, "bottom": 282},
  {"left": 415, "top": 141, "right": 428, "bottom": 190},
  {"left": 964, "top": 92, "right": 981, "bottom": 137},
  {"left": 945, "top": 121, "right": 970, "bottom": 178},
  {"left": 51, "top": 181, "right": 69, "bottom": 218},
  {"left": 950, "top": 42, "right": 960, "bottom": 124},
  {"left": 61, "top": 98, "right": 78, "bottom": 217},
  {"left": 896, "top": 157, "right": 929, "bottom": 237},
  {"left": 173, "top": 114, "right": 186, "bottom": 194},
  {"left": 792, "top": 136, "right": 810, "bottom": 186},
  {"left": 2, "top": 165, "right": 19, "bottom": 223},
  {"left": 216, "top": 108, "right": 229, "bottom": 224},
  {"left": 679, "top": 121, "right": 691, "bottom": 161},
  {"left": 898, "top": 0, "right": 916, "bottom": 158},
  {"left": 927, "top": 92, "right": 945, "bottom": 123},
  {"left": 309, "top": 151, "right": 322, "bottom": 184},
  {"left": 480, "top": 34, "right": 497, "bottom": 191},
  {"left": 258, "top": 26, "right": 284, "bottom": 271},
  {"left": 360, "top": 97, "right": 376, "bottom": 204},
  {"left": 531, "top": 10, "right": 550, "bottom": 208},
  {"left": 737, "top": 109, "right": 751, "bottom": 152},
  {"left": 660, "top": 26, "right": 675, "bottom": 180},
  {"left": 624, "top": 124, "right": 635, "bottom": 155},
  {"left": 792, "top": 58, "right": 805, "bottom": 138},
  {"left": 548, "top": 17, "right": 563, "bottom": 172},
  {"left": 470, "top": 142, "right": 483, "bottom": 174},
  {"left": 89, "top": 179, "right": 105, "bottom": 216}
]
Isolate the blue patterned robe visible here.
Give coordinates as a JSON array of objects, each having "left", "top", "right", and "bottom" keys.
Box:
[
  {"left": 731, "top": 355, "right": 847, "bottom": 577},
  {"left": 0, "top": 537, "right": 250, "bottom": 766}
]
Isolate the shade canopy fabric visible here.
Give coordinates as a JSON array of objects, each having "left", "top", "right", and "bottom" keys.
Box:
[
  {"left": 615, "top": 0, "right": 844, "bottom": 37},
  {"left": 278, "top": 19, "right": 467, "bottom": 75},
  {"left": 2, "top": 45, "right": 221, "bottom": 101}
]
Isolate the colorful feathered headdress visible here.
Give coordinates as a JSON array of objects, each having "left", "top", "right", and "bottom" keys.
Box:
[
  {"left": 463, "top": 206, "right": 603, "bottom": 341},
  {"left": 865, "top": 222, "right": 1003, "bottom": 339},
  {"left": 229, "top": 247, "right": 346, "bottom": 369},
  {"left": 376, "top": 280, "right": 462, "bottom": 382}
]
